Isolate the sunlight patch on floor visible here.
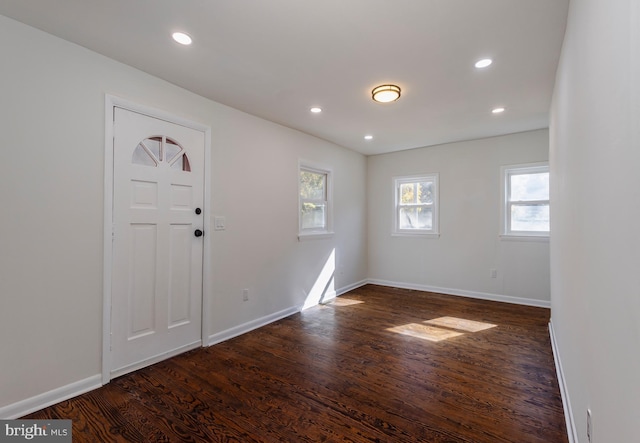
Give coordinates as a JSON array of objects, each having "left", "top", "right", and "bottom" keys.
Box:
[
  {"left": 329, "top": 298, "right": 364, "bottom": 307},
  {"left": 424, "top": 316, "right": 496, "bottom": 333},
  {"left": 387, "top": 323, "right": 464, "bottom": 342},
  {"left": 387, "top": 317, "right": 497, "bottom": 342}
]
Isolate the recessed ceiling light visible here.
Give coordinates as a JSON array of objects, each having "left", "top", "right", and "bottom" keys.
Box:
[
  {"left": 310, "top": 107, "right": 322, "bottom": 113},
  {"left": 172, "top": 32, "right": 192, "bottom": 45},
  {"left": 372, "top": 84, "right": 401, "bottom": 103},
  {"left": 492, "top": 107, "right": 506, "bottom": 114},
  {"left": 364, "top": 135, "right": 373, "bottom": 140},
  {"left": 475, "top": 58, "right": 493, "bottom": 68}
]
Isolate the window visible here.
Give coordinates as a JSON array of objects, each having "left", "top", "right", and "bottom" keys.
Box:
[
  {"left": 501, "top": 163, "right": 549, "bottom": 238},
  {"left": 132, "top": 136, "right": 191, "bottom": 171},
  {"left": 299, "top": 164, "right": 332, "bottom": 237},
  {"left": 393, "top": 174, "right": 439, "bottom": 236}
]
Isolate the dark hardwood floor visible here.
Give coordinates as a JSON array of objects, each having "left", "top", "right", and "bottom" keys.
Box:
[{"left": 25, "top": 285, "right": 567, "bottom": 442}]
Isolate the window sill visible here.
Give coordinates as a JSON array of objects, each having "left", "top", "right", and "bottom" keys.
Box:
[
  {"left": 499, "top": 234, "right": 549, "bottom": 243},
  {"left": 392, "top": 232, "right": 440, "bottom": 239},
  {"left": 298, "top": 232, "right": 334, "bottom": 241}
]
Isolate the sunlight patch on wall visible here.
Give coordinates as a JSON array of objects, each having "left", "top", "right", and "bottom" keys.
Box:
[{"left": 301, "top": 249, "right": 335, "bottom": 310}]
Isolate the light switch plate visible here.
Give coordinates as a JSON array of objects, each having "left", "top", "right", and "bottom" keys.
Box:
[{"left": 214, "top": 216, "right": 226, "bottom": 231}]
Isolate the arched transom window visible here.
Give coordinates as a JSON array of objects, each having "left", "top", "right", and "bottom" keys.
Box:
[{"left": 132, "top": 136, "right": 191, "bottom": 171}]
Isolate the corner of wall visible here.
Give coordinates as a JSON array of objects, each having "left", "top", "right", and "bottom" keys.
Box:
[{"left": 548, "top": 320, "right": 577, "bottom": 443}]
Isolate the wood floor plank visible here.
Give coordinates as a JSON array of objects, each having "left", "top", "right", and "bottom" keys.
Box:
[{"left": 23, "top": 285, "right": 567, "bottom": 442}]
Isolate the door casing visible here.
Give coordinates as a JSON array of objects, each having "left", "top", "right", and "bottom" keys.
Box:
[{"left": 103, "top": 95, "right": 212, "bottom": 384}]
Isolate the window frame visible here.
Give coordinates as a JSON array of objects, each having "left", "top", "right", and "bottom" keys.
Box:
[
  {"left": 393, "top": 173, "right": 440, "bottom": 237},
  {"left": 500, "top": 162, "right": 549, "bottom": 240},
  {"left": 298, "top": 162, "right": 333, "bottom": 240}
]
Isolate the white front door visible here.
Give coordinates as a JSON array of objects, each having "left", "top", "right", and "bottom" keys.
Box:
[{"left": 110, "top": 107, "right": 205, "bottom": 378}]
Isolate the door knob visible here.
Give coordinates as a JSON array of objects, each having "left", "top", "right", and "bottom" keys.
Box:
[
  {"left": 195, "top": 208, "right": 202, "bottom": 215},
  {"left": 194, "top": 229, "right": 204, "bottom": 237}
]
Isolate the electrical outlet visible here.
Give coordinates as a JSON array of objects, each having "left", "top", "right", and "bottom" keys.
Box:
[
  {"left": 587, "top": 409, "right": 592, "bottom": 442},
  {"left": 242, "top": 289, "right": 249, "bottom": 302},
  {"left": 490, "top": 269, "right": 498, "bottom": 278}
]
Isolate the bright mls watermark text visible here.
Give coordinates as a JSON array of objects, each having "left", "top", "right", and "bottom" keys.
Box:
[{"left": 0, "top": 420, "right": 71, "bottom": 442}]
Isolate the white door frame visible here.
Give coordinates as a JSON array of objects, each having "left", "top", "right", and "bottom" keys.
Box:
[{"left": 102, "top": 94, "right": 212, "bottom": 384}]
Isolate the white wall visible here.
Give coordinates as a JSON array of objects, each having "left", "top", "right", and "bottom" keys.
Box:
[
  {"left": 550, "top": 0, "right": 640, "bottom": 441},
  {"left": 0, "top": 15, "right": 367, "bottom": 414},
  {"left": 368, "top": 130, "right": 550, "bottom": 305}
]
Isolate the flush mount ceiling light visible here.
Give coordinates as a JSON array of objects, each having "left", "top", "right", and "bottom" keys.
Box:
[
  {"left": 364, "top": 135, "right": 373, "bottom": 140},
  {"left": 475, "top": 58, "right": 493, "bottom": 68},
  {"left": 172, "top": 32, "right": 192, "bottom": 45},
  {"left": 492, "top": 107, "right": 506, "bottom": 114},
  {"left": 372, "top": 84, "right": 401, "bottom": 103},
  {"left": 310, "top": 107, "right": 322, "bottom": 113}
]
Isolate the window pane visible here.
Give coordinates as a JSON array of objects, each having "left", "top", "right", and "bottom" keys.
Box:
[
  {"left": 510, "top": 204, "right": 549, "bottom": 232},
  {"left": 166, "top": 138, "right": 190, "bottom": 171},
  {"left": 418, "top": 182, "right": 433, "bottom": 204},
  {"left": 132, "top": 143, "right": 157, "bottom": 167},
  {"left": 300, "top": 171, "right": 326, "bottom": 200},
  {"left": 400, "top": 181, "right": 433, "bottom": 204},
  {"left": 132, "top": 138, "right": 162, "bottom": 167},
  {"left": 399, "top": 207, "right": 433, "bottom": 230},
  {"left": 400, "top": 183, "right": 416, "bottom": 204},
  {"left": 510, "top": 172, "right": 549, "bottom": 201},
  {"left": 165, "top": 138, "right": 181, "bottom": 163},
  {"left": 170, "top": 153, "right": 191, "bottom": 172},
  {"left": 301, "top": 202, "right": 326, "bottom": 230},
  {"left": 144, "top": 137, "right": 162, "bottom": 161}
]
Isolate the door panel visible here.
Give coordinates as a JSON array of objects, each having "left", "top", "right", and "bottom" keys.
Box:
[
  {"left": 130, "top": 224, "right": 157, "bottom": 339},
  {"left": 168, "top": 224, "right": 192, "bottom": 327},
  {"left": 111, "top": 107, "right": 204, "bottom": 378}
]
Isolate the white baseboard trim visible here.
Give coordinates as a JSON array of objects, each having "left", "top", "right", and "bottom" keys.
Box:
[
  {"left": 0, "top": 374, "right": 102, "bottom": 420},
  {"left": 366, "top": 279, "right": 551, "bottom": 308},
  {"left": 110, "top": 340, "right": 202, "bottom": 380},
  {"left": 207, "top": 280, "right": 369, "bottom": 346},
  {"left": 336, "top": 279, "right": 368, "bottom": 296},
  {"left": 206, "top": 306, "right": 300, "bottom": 346},
  {"left": 549, "top": 320, "right": 577, "bottom": 443}
]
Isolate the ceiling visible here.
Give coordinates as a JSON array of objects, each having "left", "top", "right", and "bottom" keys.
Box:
[{"left": 0, "top": 0, "right": 569, "bottom": 156}]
